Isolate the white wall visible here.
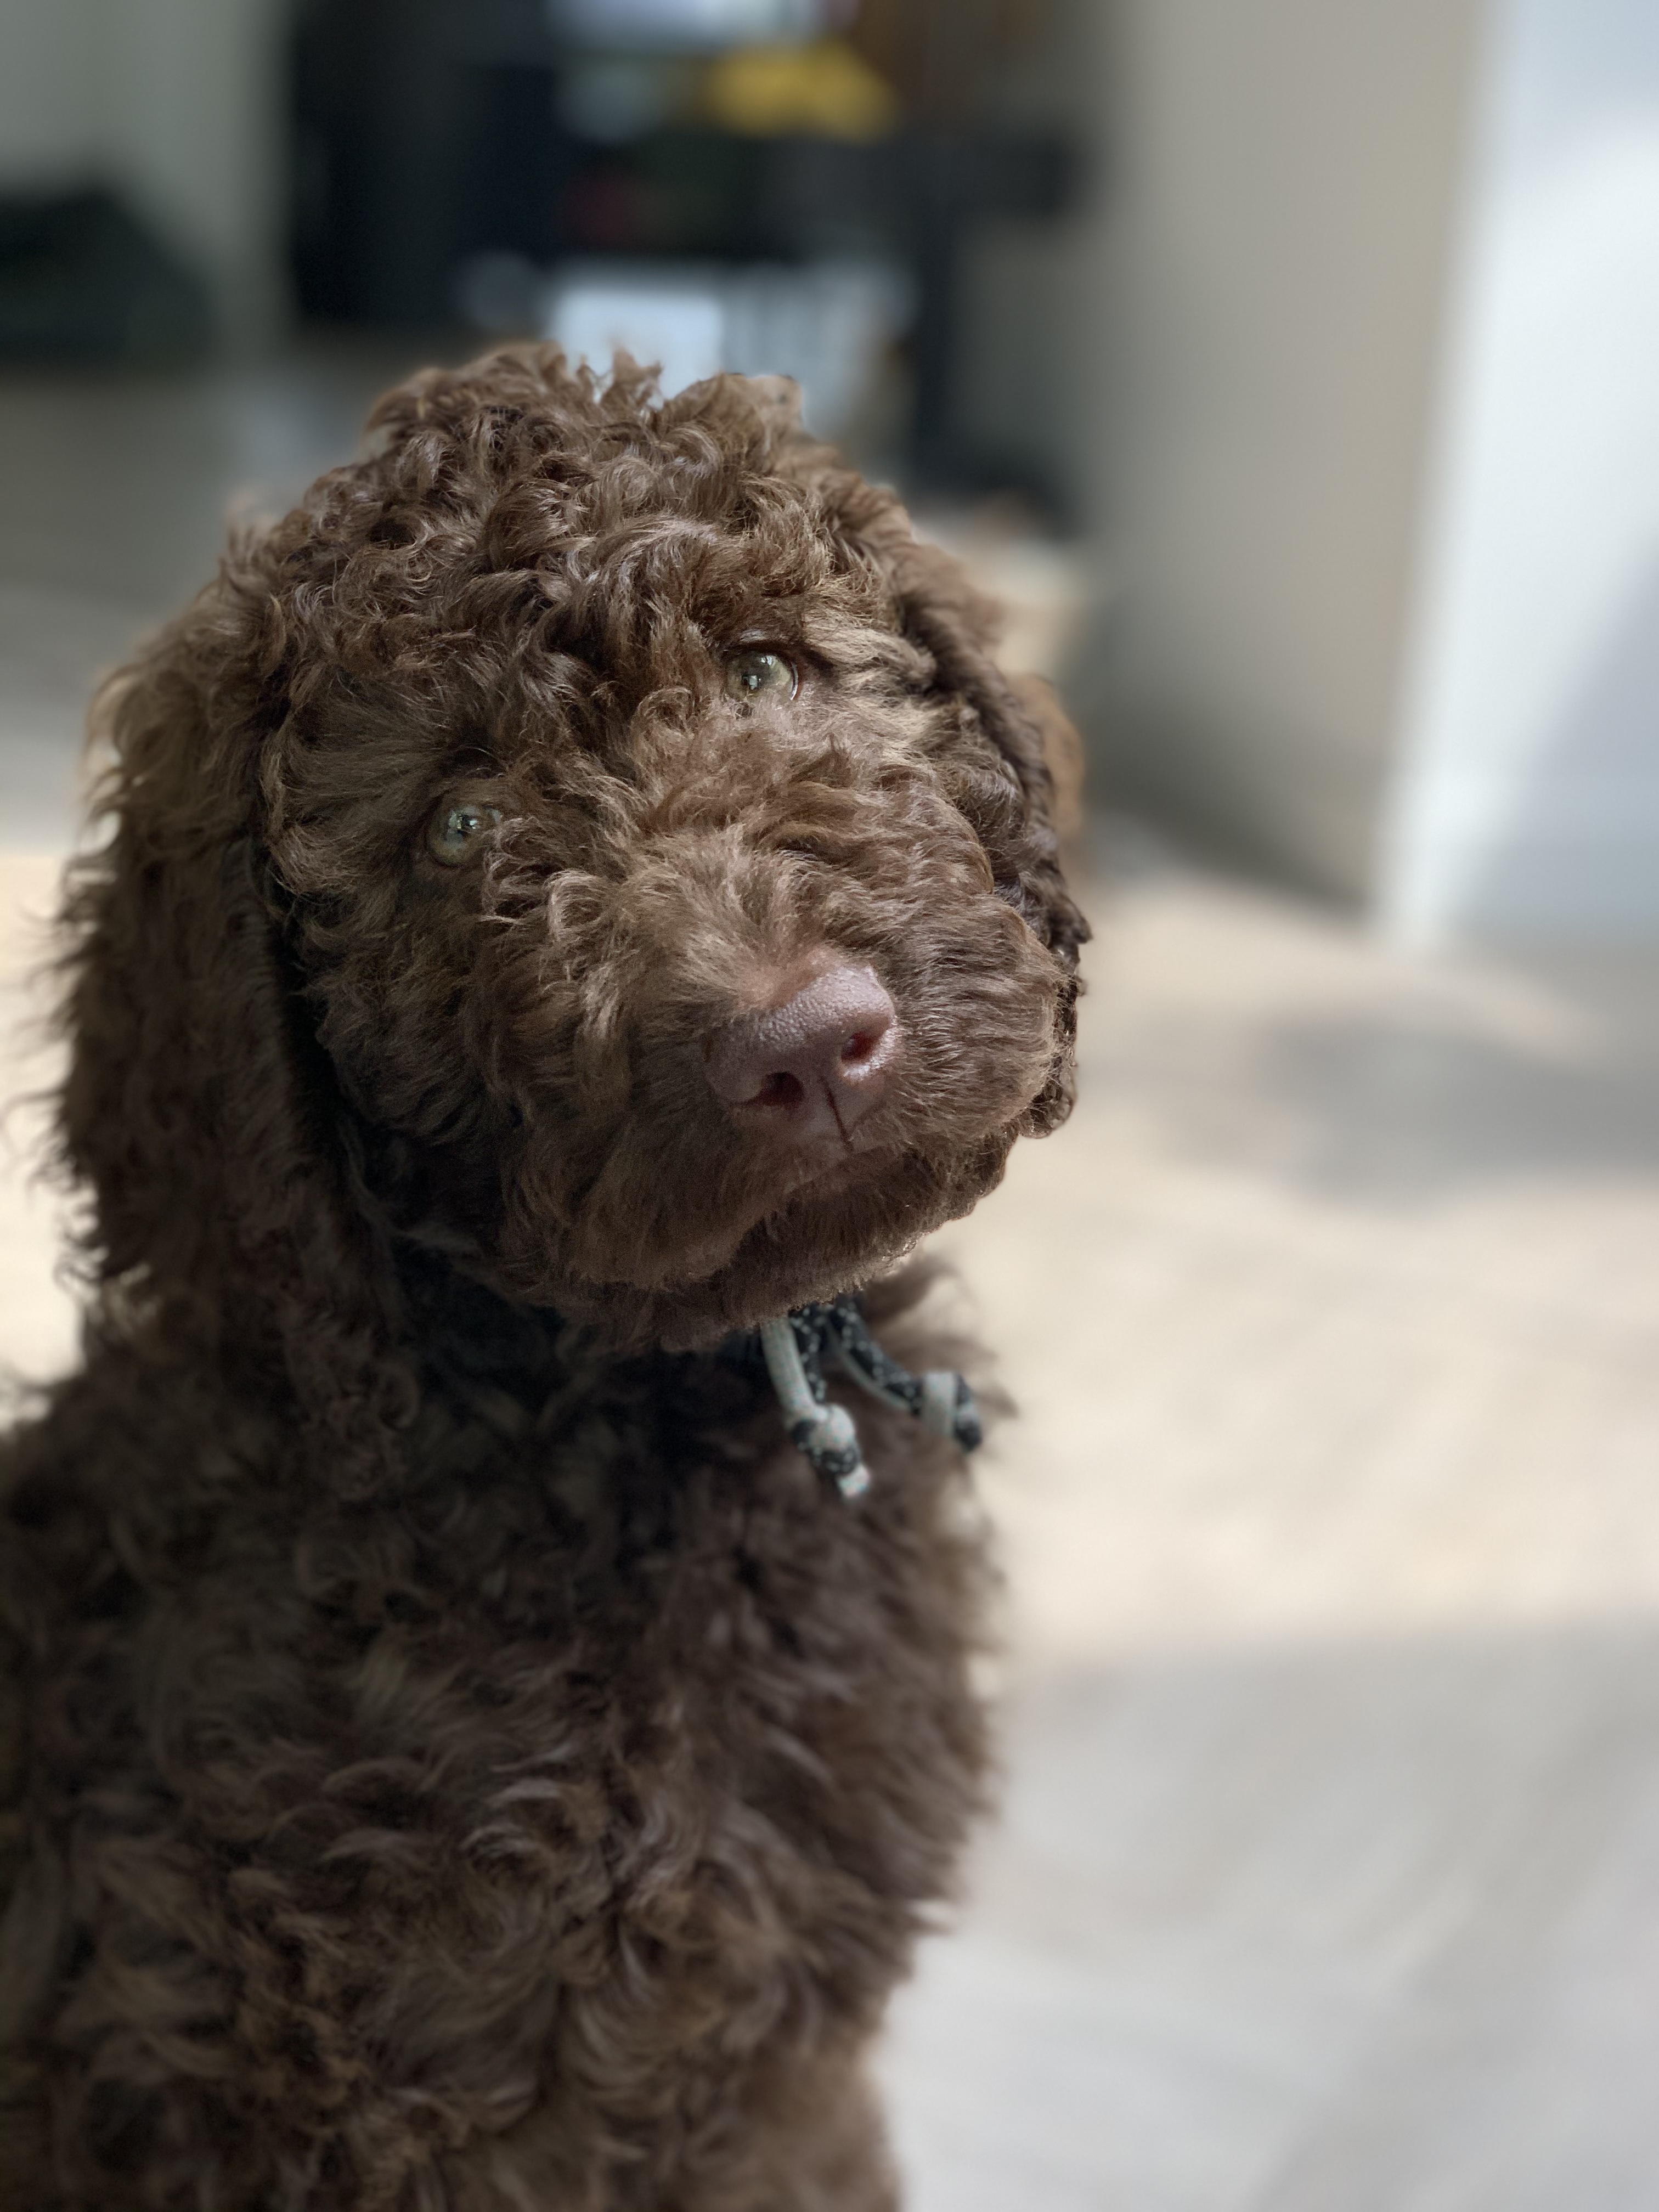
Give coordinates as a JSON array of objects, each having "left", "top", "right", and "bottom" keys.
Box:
[
  {"left": 0, "top": 0, "right": 286, "bottom": 342},
  {"left": 1088, "top": 0, "right": 1659, "bottom": 939},
  {"left": 0, "top": 0, "right": 103, "bottom": 181},
  {"left": 1086, "top": 0, "right": 1487, "bottom": 902},
  {"left": 1382, "top": 0, "right": 1659, "bottom": 939}
]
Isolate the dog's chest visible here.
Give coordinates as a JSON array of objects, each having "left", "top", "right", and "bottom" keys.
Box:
[
  {"left": 408, "top": 1431, "right": 964, "bottom": 1887},
  {"left": 4, "top": 1348, "right": 989, "bottom": 2190},
  {"left": 191, "top": 1413, "right": 988, "bottom": 2110}
]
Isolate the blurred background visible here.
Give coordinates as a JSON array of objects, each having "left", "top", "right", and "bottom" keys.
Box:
[{"left": 3, "top": 0, "right": 1659, "bottom": 2203}]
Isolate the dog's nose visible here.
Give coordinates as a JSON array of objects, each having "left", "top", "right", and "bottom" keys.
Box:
[{"left": 706, "top": 964, "right": 900, "bottom": 1145}]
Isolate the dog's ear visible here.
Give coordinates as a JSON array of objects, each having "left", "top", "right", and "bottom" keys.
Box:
[
  {"left": 840, "top": 503, "right": 1090, "bottom": 972},
  {"left": 56, "top": 611, "right": 413, "bottom": 1498}
]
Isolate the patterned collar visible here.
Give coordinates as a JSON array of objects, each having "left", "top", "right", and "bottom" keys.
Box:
[{"left": 747, "top": 1296, "right": 983, "bottom": 1499}]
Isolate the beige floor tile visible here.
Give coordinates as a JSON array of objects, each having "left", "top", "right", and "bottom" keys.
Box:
[{"left": 935, "top": 853, "right": 1659, "bottom": 1670}]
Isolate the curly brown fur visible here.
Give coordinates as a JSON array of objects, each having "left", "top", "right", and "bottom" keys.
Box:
[{"left": 0, "top": 348, "right": 1085, "bottom": 2210}]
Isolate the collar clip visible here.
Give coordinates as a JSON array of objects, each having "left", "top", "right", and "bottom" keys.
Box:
[{"left": 757, "top": 1296, "right": 983, "bottom": 1500}]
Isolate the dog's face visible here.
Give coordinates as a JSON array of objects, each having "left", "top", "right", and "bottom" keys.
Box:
[
  {"left": 68, "top": 353, "right": 1084, "bottom": 1375},
  {"left": 257, "top": 359, "right": 1084, "bottom": 1347}
]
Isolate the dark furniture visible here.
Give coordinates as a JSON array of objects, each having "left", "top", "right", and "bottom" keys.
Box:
[{"left": 290, "top": 0, "right": 1075, "bottom": 489}]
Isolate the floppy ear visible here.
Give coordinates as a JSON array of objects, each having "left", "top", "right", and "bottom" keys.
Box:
[
  {"left": 800, "top": 484, "right": 1091, "bottom": 1136},
  {"left": 850, "top": 507, "right": 1090, "bottom": 966},
  {"left": 55, "top": 611, "right": 413, "bottom": 1499}
]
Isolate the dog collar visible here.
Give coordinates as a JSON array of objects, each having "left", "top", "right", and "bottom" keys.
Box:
[{"left": 755, "top": 1297, "right": 983, "bottom": 1500}]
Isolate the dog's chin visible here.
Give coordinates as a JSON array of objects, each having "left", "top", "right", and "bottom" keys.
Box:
[
  {"left": 534, "top": 1131, "right": 1017, "bottom": 1354},
  {"left": 667, "top": 1142, "right": 899, "bottom": 1284}
]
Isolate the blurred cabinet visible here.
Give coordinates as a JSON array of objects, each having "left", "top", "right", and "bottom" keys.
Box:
[{"left": 289, "top": 0, "right": 1077, "bottom": 490}]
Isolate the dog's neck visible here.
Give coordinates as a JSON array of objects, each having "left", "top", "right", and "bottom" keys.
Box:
[{"left": 387, "top": 1247, "right": 980, "bottom": 1504}]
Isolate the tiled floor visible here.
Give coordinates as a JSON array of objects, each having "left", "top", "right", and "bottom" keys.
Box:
[{"left": 4, "top": 357, "right": 1659, "bottom": 2207}]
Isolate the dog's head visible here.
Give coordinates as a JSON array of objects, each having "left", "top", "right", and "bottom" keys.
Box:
[{"left": 60, "top": 349, "right": 1085, "bottom": 1485}]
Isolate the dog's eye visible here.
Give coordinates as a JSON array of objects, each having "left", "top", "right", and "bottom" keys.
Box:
[
  {"left": 724, "top": 650, "right": 796, "bottom": 703},
  {"left": 427, "top": 802, "right": 503, "bottom": 864}
]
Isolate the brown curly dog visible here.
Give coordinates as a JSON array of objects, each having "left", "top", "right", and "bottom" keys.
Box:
[{"left": 0, "top": 348, "right": 1085, "bottom": 2210}]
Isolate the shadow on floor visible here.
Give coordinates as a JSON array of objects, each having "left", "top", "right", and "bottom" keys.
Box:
[{"left": 885, "top": 1622, "right": 1659, "bottom": 2212}]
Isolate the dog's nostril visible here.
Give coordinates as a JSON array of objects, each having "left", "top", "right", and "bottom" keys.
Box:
[
  {"left": 840, "top": 1030, "right": 877, "bottom": 1066},
  {"left": 754, "top": 1070, "right": 806, "bottom": 1108}
]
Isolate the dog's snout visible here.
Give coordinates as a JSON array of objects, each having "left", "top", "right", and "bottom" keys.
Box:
[{"left": 706, "top": 964, "right": 900, "bottom": 1146}]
